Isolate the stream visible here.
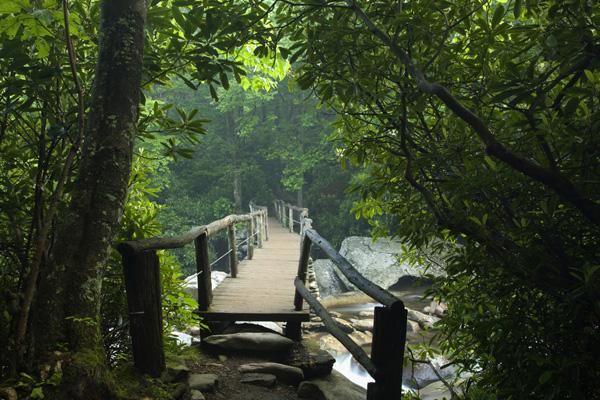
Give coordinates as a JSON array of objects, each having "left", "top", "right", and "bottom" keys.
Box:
[{"left": 323, "top": 284, "right": 438, "bottom": 391}]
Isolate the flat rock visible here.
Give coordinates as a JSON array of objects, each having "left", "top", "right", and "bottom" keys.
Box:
[
  {"left": 240, "top": 373, "right": 277, "bottom": 388},
  {"left": 188, "top": 373, "right": 218, "bottom": 392},
  {"left": 297, "top": 370, "right": 366, "bottom": 400},
  {"left": 407, "top": 309, "right": 440, "bottom": 329},
  {"left": 162, "top": 364, "right": 190, "bottom": 383},
  {"left": 333, "top": 317, "right": 354, "bottom": 333},
  {"left": 358, "top": 310, "right": 374, "bottom": 318},
  {"left": 349, "top": 330, "right": 372, "bottom": 346},
  {"left": 351, "top": 318, "right": 373, "bottom": 332},
  {"left": 239, "top": 362, "right": 304, "bottom": 385},
  {"left": 203, "top": 332, "right": 294, "bottom": 352}
]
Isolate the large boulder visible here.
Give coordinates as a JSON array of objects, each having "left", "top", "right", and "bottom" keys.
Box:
[
  {"left": 313, "top": 259, "right": 352, "bottom": 298},
  {"left": 313, "top": 237, "right": 444, "bottom": 298},
  {"left": 183, "top": 271, "right": 228, "bottom": 301},
  {"left": 202, "top": 332, "right": 294, "bottom": 353},
  {"left": 297, "top": 370, "right": 366, "bottom": 400}
]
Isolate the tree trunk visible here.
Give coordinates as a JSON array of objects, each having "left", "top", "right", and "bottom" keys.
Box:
[
  {"left": 297, "top": 183, "right": 303, "bottom": 207},
  {"left": 31, "top": 1, "right": 146, "bottom": 397},
  {"left": 233, "top": 171, "right": 242, "bottom": 212}
]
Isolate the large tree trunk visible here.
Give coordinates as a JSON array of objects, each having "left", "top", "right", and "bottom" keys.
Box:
[{"left": 31, "top": 1, "right": 146, "bottom": 397}]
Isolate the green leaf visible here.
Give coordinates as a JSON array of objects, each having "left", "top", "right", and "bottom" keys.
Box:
[
  {"left": 219, "top": 71, "right": 229, "bottom": 90},
  {"left": 492, "top": 5, "right": 505, "bottom": 28},
  {"left": 514, "top": 0, "right": 522, "bottom": 18},
  {"left": 584, "top": 70, "right": 594, "bottom": 83},
  {"left": 209, "top": 84, "right": 218, "bottom": 101},
  {"left": 0, "top": 1, "right": 21, "bottom": 13}
]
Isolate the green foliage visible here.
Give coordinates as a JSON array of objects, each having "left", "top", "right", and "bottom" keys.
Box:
[{"left": 275, "top": 0, "right": 600, "bottom": 398}]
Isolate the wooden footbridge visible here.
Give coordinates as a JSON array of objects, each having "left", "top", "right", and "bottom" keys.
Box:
[{"left": 118, "top": 200, "right": 408, "bottom": 399}]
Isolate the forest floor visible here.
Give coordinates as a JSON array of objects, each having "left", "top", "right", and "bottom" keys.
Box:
[{"left": 187, "top": 351, "right": 299, "bottom": 400}]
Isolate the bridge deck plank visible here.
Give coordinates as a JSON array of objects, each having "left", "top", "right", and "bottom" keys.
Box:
[{"left": 195, "top": 218, "right": 310, "bottom": 323}]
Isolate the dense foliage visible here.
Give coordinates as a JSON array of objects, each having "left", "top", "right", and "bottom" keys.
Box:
[
  {"left": 1, "top": 0, "right": 598, "bottom": 399},
  {"left": 271, "top": 0, "right": 600, "bottom": 398}
]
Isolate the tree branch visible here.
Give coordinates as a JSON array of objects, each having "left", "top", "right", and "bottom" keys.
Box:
[{"left": 347, "top": 0, "right": 600, "bottom": 225}]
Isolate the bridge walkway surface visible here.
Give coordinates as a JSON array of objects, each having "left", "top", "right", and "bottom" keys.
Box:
[{"left": 195, "top": 217, "right": 310, "bottom": 323}]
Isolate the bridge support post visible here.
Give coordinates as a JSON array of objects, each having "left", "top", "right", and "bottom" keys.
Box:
[
  {"left": 119, "top": 245, "right": 165, "bottom": 377},
  {"left": 195, "top": 234, "right": 212, "bottom": 311},
  {"left": 228, "top": 224, "right": 238, "bottom": 277},
  {"left": 367, "top": 301, "right": 407, "bottom": 400},
  {"left": 257, "top": 215, "right": 263, "bottom": 248},
  {"left": 247, "top": 219, "right": 254, "bottom": 260},
  {"left": 285, "top": 234, "right": 312, "bottom": 340},
  {"left": 288, "top": 207, "right": 294, "bottom": 232}
]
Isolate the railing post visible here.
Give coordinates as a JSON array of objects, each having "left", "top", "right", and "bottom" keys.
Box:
[
  {"left": 285, "top": 234, "right": 312, "bottom": 340},
  {"left": 257, "top": 214, "right": 263, "bottom": 248},
  {"left": 289, "top": 206, "right": 294, "bottom": 233},
  {"left": 195, "top": 233, "right": 212, "bottom": 311},
  {"left": 228, "top": 223, "right": 238, "bottom": 277},
  {"left": 247, "top": 218, "right": 254, "bottom": 260},
  {"left": 367, "top": 300, "right": 407, "bottom": 400},
  {"left": 119, "top": 245, "right": 165, "bottom": 377},
  {"left": 263, "top": 209, "right": 269, "bottom": 241}
]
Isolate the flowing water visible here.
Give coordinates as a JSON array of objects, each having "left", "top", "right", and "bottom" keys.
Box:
[{"left": 325, "top": 284, "right": 435, "bottom": 390}]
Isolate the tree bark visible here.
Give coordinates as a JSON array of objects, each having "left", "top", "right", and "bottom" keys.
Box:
[
  {"left": 233, "top": 171, "right": 242, "bottom": 212},
  {"left": 31, "top": 0, "right": 146, "bottom": 397}
]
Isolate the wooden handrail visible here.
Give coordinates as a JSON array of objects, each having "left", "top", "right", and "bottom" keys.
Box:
[
  {"left": 304, "top": 228, "right": 400, "bottom": 307},
  {"left": 118, "top": 204, "right": 268, "bottom": 376},
  {"left": 118, "top": 212, "right": 264, "bottom": 253},
  {"left": 276, "top": 198, "right": 407, "bottom": 400},
  {"left": 294, "top": 277, "right": 378, "bottom": 377}
]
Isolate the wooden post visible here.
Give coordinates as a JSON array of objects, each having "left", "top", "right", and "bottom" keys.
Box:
[
  {"left": 120, "top": 246, "right": 165, "bottom": 377},
  {"left": 228, "top": 223, "right": 238, "bottom": 277},
  {"left": 195, "top": 234, "right": 212, "bottom": 311},
  {"left": 289, "top": 207, "right": 294, "bottom": 232},
  {"left": 285, "top": 235, "right": 312, "bottom": 340},
  {"left": 367, "top": 301, "right": 407, "bottom": 400},
  {"left": 247, "top": 219, "right": 254, "bottom": 260},
  {"left": 256, "top": 214, "right": 263, "bottom": 248},
  {"left": 263, "top": 209, "right": 269, "bottom": 241}
]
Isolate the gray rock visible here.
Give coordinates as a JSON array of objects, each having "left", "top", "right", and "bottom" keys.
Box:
[
  {"left": 333, "top": 317, "right": 354, "bottom": 333},
  {"left": 313, "top": 259, "right": 352, "bottom": 298},
  {"left": 350, "top": 330, "right": 372, "bottom": 346},
  {"left": 407, "top": 319, "right": 421, "bottom": 334},
  {"left": 190, "top": 389, "right": 205, "bottom": 400},
  {"left": 239, "top": 362, "right": 304, "bottom": 385},
  {"left": 240, "top": 373, "right": 277, "bottom": 388},
  {"left": 188, "top": 373, "right": 218, "bottom": 392},
  {"left": 314, "top": 237, "right": 444, "bottom": 297},
  {"left": 290, "top": 350, "right": 336, "bottom": 379},
  {"left": 161, "top": 363, "right": 190, "bottom": 383},
  {"left": 319, "top": 334, "right": 347, "bottom": 356},
  {"left": 418, "top": 381, "right": 453, "bottom": 400},
  {"left": 407, "top": 309, "right": 440, "bottom": 329},
  {"left": 358, "top": 310, "right": 374, "bottom": 318},
  {"left": 351, "top": 318, "right": 373, "bottom": 332},
  {"left": 297, "top": 370, "right": 366, "bottom": 400},
  {"left": 203, "top": 332, "right": 294, "bottom": 352},
  {"left": 403, "top": 356, "right": 457, "bottom": 388}
]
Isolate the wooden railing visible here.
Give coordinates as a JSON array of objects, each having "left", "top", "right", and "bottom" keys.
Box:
[
  {"left": 274, "top": 199, "right": 309, "bottom": 234},
  {"left": 276, "top": 200, "right": 407, "bottom": 400},
  {"left": 117, "top": 204, "right": 268, "bottom": 376}
]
